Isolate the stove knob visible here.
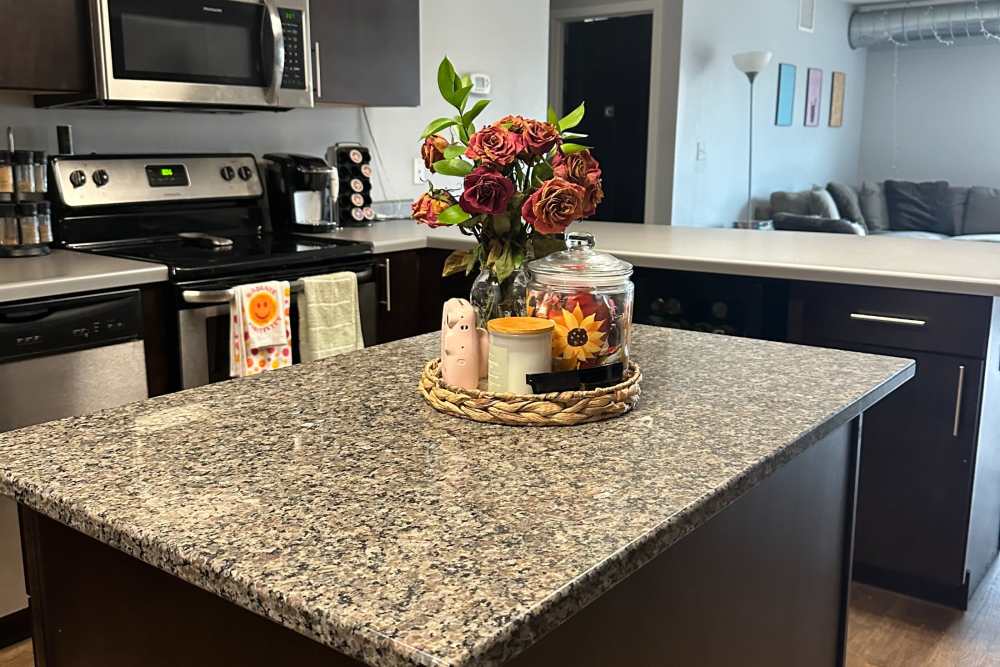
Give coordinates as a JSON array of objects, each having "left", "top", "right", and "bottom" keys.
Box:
[
  {"left": 69, "top": 169, "right": 87, "bottom": 188},
  {"left": 93, "top": 169, "right": 110, "bottom": 187},
  {"left": 220, "top": 166, "right": 236, "bottom": 181},
  {"left": 237, "top": 166, "right": 254, "bottom": 181}
]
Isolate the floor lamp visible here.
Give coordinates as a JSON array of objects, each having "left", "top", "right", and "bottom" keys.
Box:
[{"left": 732, "top": 51, "right": 773, "bottom": 227}]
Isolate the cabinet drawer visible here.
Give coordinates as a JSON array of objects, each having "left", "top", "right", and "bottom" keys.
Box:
[{"left": 788, "top": 282, "right": 992, "bottom": 358}]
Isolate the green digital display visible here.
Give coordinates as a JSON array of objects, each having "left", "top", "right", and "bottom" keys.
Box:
[
  {"left": 161, "top": 168, "right": 174, "bottom": 177},
  {"left": 284, "top": 10, "right": 295, "bottom": 19}
]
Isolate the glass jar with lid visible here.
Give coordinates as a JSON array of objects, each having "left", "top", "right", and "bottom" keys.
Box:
[{"left": 526, "top": 231, "right": 634, "bottom": 373}]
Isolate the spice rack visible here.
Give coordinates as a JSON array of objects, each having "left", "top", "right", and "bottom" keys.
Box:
[{"left": 0, "top": 126, "right": 52, "bottom": 258}]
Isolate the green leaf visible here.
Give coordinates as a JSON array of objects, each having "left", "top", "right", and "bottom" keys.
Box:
[
  {"left": 547, "top": 106, "right": 559, "bottom": 125},
  {"left": 530, "top": 235, "right": 567, "bottom": 259},
  {"left": 558, "top": 102, "right": 586, "bottom": 131},
  {"left": 494, "top": 246, "right": 516, "bottom": 282},
  {"left": 491, "top": 213, "right": 511, "bottom": 236},
  {"left": 442, "top": 249, "right": 475, "bottom": 277},
  {"left": 453, "top": 84, "right": 474, "bottom": 111},
  {"left": 438, "top": 204, "right": 472, "bottom": 225},
  {"left": 531, "top": 162, "right": 554, "bottom": 186},
  {"left": 432, "top": 158, "right": 474, "bottom": 177},
  {"left": 443, "top": 144, "right": 467, "bottom": 160},
  {"left": 561, "top": 143, "right": 591, "bottom": 155},
  {"left": 457, "top": 123, "right": 470, "bottom": 144},
  {"left": 437, "top": 58, "right": 458, "bottom": 105},
  {"left": 421, "top": 117, "right": 457, "bottom": 139},
  {"left": 463, "top": 99, "right": 490, "bottom": 125}
]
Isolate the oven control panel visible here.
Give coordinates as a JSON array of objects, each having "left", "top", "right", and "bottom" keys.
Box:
[{"left": 52, "top": 154, "right": 264, "bottom": 208}]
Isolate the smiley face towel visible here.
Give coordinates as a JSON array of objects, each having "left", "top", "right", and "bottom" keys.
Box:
[{"left": 230, "top": 281, "right": 292, "bottom": 378}]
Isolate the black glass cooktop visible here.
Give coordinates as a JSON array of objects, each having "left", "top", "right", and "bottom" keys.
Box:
[{"left": 89, "top": 234, "right": 373, "bottom": 281}]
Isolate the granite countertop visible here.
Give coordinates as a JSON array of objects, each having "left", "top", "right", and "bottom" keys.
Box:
[
  {"left": 0, "top": 249, "right": 168, "bottom": 303},
  {"left": 0, "top": 326, "right": 913, "bottom": 667},
  {"left": 315, "top": 220, "right": 1000, "bottom": 297}
]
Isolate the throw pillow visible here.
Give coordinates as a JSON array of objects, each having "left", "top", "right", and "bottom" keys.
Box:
[
  {"left": 773, "top": 213, "right": 866, "bottom": 235},
  {"left": 859, "top": 181, "right": 890, "bottom": 232},
  {"left": 950, "top": 187, "right": 970, "bottom": 235},
  {"left": 827, "top": 182, "right": 866, "bottom": 226},
  {"left": 770, "top": 190, "right": 813, "bottom": 216},
  {"left": 884, "top": 180, "right": 953, "bottom": 235},
  {"left": 964, "top": 187, "right": 1000, "bottom": 236},
  {"left": 809, "top": 187, "right": 841, "bottom": 219}
]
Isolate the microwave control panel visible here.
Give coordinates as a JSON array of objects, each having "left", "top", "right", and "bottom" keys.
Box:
[{"left": 280, "top": 8, "right": 307, "bottom": 90}]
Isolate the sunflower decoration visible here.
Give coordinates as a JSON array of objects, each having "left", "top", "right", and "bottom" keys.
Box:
[{"left": 552, "top": 303, "right": 607, "bottom": 367}]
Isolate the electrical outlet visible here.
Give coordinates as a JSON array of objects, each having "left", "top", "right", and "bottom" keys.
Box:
[{"left": 413, "top": 158, "right": 432, "bottom": 185}]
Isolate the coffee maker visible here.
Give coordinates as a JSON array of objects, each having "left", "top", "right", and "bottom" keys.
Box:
[{"left": 262, "top": 153, "right": 338, "bottom": 232}]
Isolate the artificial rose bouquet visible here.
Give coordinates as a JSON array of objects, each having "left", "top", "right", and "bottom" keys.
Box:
[{"left": 411, "top": 57, "right": 604, "bottom": 321}]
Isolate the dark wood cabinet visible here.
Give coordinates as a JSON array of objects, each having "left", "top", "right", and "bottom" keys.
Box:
[
  {"left": 0, "top": 0, "right": 92, "bottom": 92},
  {"left": 310, "top": 0, "right": 420, "bottom": 107}
]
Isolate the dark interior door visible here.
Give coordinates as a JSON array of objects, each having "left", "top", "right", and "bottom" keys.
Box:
[{"left": 562, "top": 14, "right": 652, "bottom": 223}]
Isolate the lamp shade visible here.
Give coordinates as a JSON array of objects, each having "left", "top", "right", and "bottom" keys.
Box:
[{"left": 732, "top": 51, "right": 773, "bottom": 75}]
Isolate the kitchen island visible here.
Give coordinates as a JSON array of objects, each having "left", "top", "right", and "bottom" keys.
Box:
[{"left": 0, "top": 326, "right": 911, "bottom": 666}]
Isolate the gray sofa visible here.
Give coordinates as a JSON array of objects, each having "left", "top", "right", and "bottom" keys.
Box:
[{"left": 770, "top": 181, "right": 1000, "bottom": 242}]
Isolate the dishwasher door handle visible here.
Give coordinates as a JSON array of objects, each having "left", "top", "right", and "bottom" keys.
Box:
[{"left": 849, "top": 313, "right": 928, "bottom": 327}]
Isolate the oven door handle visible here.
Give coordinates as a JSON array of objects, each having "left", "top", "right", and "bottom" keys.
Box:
[
  {"left": 182, "top": 269, "right": 375, "bottom": 304},
  {"left": 262, "top": 0, "right": 285, "bottom": 105}
]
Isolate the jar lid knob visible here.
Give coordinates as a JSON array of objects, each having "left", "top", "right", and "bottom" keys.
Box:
[{"left": 565, "top": 231, "right": 596, "bottom": 250}]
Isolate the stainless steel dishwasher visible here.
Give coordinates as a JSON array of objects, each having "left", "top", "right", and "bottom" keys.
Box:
[{"left": 0, "top": 289, "right": 148, "bottom": 629}]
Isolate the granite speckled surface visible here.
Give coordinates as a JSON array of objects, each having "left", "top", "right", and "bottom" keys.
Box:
[{"left": 0, "top": 326, "right": 913, "bottom": 667}]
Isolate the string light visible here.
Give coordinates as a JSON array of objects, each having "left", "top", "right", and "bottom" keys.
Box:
[
  {"left": 925, "top": 5, "right": 956, "bottom": 46},
  {"left": 973, "top": 0, "right": 1000, "bottom": 41},
  {"left": 882, "top": 9, "right": 909, "bottom": 47}
]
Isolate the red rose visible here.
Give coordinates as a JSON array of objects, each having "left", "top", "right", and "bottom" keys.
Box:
[
  {"left": 421, "top": 134, "right": 449, "bottom": 170},
  {"left": 553, "top": 149, "right": 604, "bottom": 218},
  {"left": 493, "top": 115, "right": 529, "bottom": 154},
  {"left": 521, "top": 119, "right": 561, "bottom": 157},
  {"left": 411, "top": 189, "right": 455, "bottom": 228},
  {"left": 465, "top": 126, "right": 519, "bottom": 167},
  {"left": 460, "top": 166, "right": 515, "bottom": 216},
  {"left": 520, "top": 177, "right": 586, "bottom": 235}
]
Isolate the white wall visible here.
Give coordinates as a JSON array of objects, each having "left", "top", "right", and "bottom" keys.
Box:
[
  {"left": 673, "top": 0, "right": 867, "bottom": 227},
  {"left": 366, "top": 0, "right": 551, "bottom": 202},
  {"left": 0, "top": 0, "right": 552, "bottom": 204},
  {"left": 861, "top": 41, "right": 1000, "bottom": 187}
]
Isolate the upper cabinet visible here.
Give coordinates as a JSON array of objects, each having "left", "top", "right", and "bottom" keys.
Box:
[
  {"left": 310, "top": 0, "right": 421, "bottom": 107},
  {"left": 0, "top": 0, "right": 92, "bottom": 93}
]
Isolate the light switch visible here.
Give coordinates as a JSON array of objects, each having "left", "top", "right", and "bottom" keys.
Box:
[
  {"left": 696, "top": 141, "right": 707, "bottom": 162},
  {"left": 413, "top": 158, "right": 432, "bottom": 185}
]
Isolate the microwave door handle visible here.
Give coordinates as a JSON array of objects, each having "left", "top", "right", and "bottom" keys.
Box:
[{"left": 262, "top": 0, "right": 285, "bottom": 105}]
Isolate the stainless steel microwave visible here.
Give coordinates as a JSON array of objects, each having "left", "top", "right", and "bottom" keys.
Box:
[{"left": 49, "top": 0, "right": 315, "bottom": 111}]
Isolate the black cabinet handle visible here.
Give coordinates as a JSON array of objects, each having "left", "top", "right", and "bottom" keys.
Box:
[
  {"left": 379, "top": 258, "right": 392, "bottom": 312},
  {"left": 953, "top": 364, "right": 966, "bottom": 438},
  {"left": 850, "top": 312, "right": 927, "bottom": 327}
]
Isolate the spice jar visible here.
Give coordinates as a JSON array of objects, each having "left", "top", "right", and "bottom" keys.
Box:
[
  {"left": 14, "top": 151, "right": 34, "bottom": 194},
  {"left": 17, "top": 202, "right": 39, "bottom": 245},
  {"left": 0, "top": 152, "right": 12, "bottom": 196},
  {"left": 36, "top": 201, "right": 53, "bottom": 244},
  {"left": 487, "top": 317, "right": 554, "bottom": 394},
  {"left": 526, "top": 231, "right": 634, "bottom": 374},
  {"left": 0, "top": 203, "right": 18, "bottom": 246},
  {"left": 33, "top": 151, "right": 48, "bottom": 193}
]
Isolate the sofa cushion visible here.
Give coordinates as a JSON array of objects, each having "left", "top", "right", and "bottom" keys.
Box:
[
  {"left": 952, "top": 233, "right": 1000, "bottom": 243},
  {"left": 827, "top": 182, "right": 865, "bottom": 225},
  {"left": 773, "top": 213, "right": 866, "bottom": 235},
  {"left": 770, "top": 190, "right": 813, "bottom": 216},
  {"left": 859, "top": 181, "right": 891, "bottom": 232},
  {"left": 950, "top": 187, "right": 970, "bottom": 234},
  {"left": 872, "top": 230, "right": 950, "bottom": 240},
  {"left": 810, "top": 187, "right": 840, "bottom": 219},
  {"left": 963, "top": 187, "right": 1000, "bottom": 235},
  {"left": 885, "top": 180, "right": 953, "bottom": 235}
]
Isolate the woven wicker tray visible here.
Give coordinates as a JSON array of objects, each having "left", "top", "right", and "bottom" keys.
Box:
[{"left": 418, "top": 358, "right": 642, "bottom": 426}]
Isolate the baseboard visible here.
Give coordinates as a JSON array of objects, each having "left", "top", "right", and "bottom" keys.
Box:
[
  {"left": 0, "top": 607, "right": 31, "bottom": 648},
  {"left": 853, "top": 562, "right": 970, "bottom": 610}
]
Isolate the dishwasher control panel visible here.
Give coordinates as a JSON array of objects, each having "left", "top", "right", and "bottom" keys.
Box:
[{"left": 0, "top": 290, "right": 143, "bottom": 364}]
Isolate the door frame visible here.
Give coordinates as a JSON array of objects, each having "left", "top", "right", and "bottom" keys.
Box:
[{"left": 549, "top": 1, "right": 664, "bottom": 225}]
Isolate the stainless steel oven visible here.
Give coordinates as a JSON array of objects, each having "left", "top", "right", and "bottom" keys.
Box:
[
  {"left": 177, "top": 263, "right": 377, "bottom": 388},
  {"left": 87, "top": 0, "right": 314, "bottom": 110}
]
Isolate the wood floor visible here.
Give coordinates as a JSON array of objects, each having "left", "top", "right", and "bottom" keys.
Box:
[{"left": 1, "top": 561, "right": 998, "bottom": 667}]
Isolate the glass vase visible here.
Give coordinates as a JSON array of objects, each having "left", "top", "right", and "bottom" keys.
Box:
[{"left": 470, "top": 264, "right": 528, "bottom": 326}]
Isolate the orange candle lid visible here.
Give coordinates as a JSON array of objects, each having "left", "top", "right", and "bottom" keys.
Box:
[{"left": 487, "top": 317, "right": 555, "bottom": 336}]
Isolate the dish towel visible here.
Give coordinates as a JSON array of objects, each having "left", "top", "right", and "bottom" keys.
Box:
[
  {"left": 230, "top": 281, "right": 292, "bottom": 378},
  {"left": 298, "top": 272, "right": 365, "bottom": 362}
]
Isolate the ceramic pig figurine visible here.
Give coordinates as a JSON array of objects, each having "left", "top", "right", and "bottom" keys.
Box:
[{"left": 440, "top": 299, "right": 488, "bottom": 390}]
